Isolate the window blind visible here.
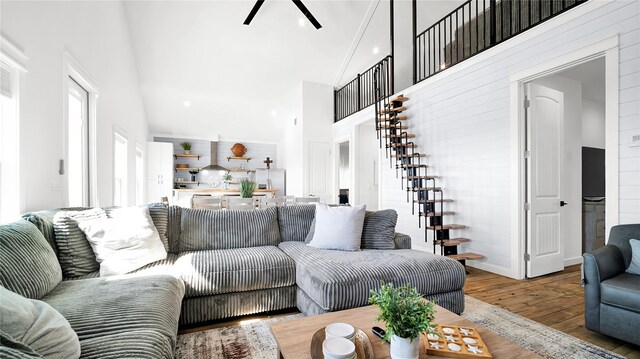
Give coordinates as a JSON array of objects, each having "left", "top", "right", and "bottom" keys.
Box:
[{"left": 0, "top": 61, "right": 11, "bottom": 98}]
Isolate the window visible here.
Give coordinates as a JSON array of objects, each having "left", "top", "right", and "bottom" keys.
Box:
[
  {"left": 135, "top": 144, "right": 144, "bottom": 205},
  {"left": 0, "top": 60, "right": 20, "bottom": 223},
  {"left": 67, "top": 77, "right": 89, "bottom": 206},
  {"left": 113, "top": 131, "right": 128, "bottom": 206}
]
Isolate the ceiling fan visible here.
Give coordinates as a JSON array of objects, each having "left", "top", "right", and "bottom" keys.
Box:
[{"left": 243, "top": 0, "right": 322, "bottom": 29}]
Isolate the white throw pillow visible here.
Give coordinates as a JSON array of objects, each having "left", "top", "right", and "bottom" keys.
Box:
[
  {"left": 0, "top": 286, "right": 81, "bottom": 358},
  {"left": 77, "top": 206, "right": 167, "bottom": 276},
  {"left": 307, "top": 203, "right": 366, "bottom": 251}
]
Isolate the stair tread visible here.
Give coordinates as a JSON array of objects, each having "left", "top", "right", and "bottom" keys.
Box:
[
  {"left": 386, "top": 95, "right": 409, "bottom": 104},
  {"left": 412, "top": 186, "right": 441, "bottom": 191},
  {"left": 389, "top": 143, "right": 416, "bottom": 148},
  {"left": 386, "top": 134, "right": 416, "bottom": 139},
  {"left": 447, "top": 253, "right": 485, "bottom": 261},
  {"left": 378, "top": 106, "right": 406, "bottom": 114},
  {"left": 379, "top": 125, "right": 409, "bottom": 130},
  {"left": 417, "top": 199, "right": 453, "bottom": 203},
  {"left": 449, "top": 237, "right": 471, "bottom": 242},
  {"left": 402, "top": 164, "right": 428, "bottom": 168},
  {"left": 392, "top": 153, "right": 428, "bottom": 158},
  {"left": 421, "top": 211, "right": 455, "bottom": 217},
  {"left": 435, "top": 239, "right": 462, "bottom": 246},
  {"left": 426, "top": 224, "right": 466, "bottom": 230},
  {"left": 406, "top": 175, "right": 439, "bottom": 179},
  {"left": 377, "top": 115, "right": 408, "bottom": 122}
]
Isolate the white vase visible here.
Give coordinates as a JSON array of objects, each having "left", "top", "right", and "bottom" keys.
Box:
[{"left": 390, "top": 335, "right": 420, "bottom": 359}]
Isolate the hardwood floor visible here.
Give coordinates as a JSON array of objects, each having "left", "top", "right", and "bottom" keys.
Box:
[
  {"left": 179, "top": 265, "right": 639, "bottom": 358},
  {"left": 465, "top": 265, "right": 640, "bottom": 358}
]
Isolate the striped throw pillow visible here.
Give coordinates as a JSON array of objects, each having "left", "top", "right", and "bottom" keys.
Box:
[{"left": 53, "top": 208, "right": 105, "bottom": 278}]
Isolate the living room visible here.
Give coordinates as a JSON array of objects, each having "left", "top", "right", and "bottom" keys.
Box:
[{"left": 1, "top": 0, "right": 639, "bottom": 358}]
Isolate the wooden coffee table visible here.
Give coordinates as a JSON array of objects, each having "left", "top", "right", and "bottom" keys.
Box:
[{"left": 270, "top": 304, "right": 543, "bottom": 359}]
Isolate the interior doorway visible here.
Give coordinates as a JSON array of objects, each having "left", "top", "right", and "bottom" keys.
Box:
[
  {"left": 338, "top": 140, "right": 350, "bottom": 205},
  {"left": 522, "top": 57, "right": 610, "bottom": 278},
  {"left": 355, "top": 123, "right": 379, "bottom": 210}
]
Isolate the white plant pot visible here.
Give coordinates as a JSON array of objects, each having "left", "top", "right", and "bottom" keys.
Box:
[{"left": 390, "top": 335, "right": 420, "bottom": 359}]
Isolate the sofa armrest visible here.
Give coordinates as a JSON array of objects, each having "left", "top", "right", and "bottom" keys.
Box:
[
  {"left": 394, "top": 233, "right": 412, "bottom": 249},
  {"left": 582, "top": 244, "right": 625, "bottom": 331}
]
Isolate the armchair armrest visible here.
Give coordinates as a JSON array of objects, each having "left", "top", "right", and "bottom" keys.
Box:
[
  {"left": 582, "top": 244, "right": 626, "bottom": 331},
  {"left": 394, "top": 232, "right": 412, "bottom": 249}
]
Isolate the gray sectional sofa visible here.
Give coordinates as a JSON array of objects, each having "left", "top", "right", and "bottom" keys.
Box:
[{"left": 1, "top": 204, "right": 466, "bottom": 358}]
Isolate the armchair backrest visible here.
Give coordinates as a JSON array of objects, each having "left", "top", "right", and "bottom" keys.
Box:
[{"left": 608, "top": 224, "right": 640, "bottom": 268}]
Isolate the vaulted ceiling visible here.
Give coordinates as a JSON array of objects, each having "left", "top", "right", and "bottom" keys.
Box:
[{"left": 123, "top": 0, "right": 460, "bottom": 141}]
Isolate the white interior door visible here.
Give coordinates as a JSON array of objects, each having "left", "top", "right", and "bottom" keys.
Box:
[
  {"left": 308, "top": 141, "right": 331, "bottom": 203},
  {"left": 526, "top": 83, "right": 566, "bottom": 278}
]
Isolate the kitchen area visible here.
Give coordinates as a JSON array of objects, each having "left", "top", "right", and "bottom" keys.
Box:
[{"left": 147, "top": 137, "right": 285, "bottom": 207}]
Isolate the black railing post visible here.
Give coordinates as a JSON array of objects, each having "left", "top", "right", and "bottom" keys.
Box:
[
  {"left": 390, "top": 0, "right": 395, "bottom": 94},
  {"left": 412, "top": 0, "right": 417, "bottom": 84},
  {"left": 356, "top": 73, "right": 361, "bottom": 111},
  {"left": 489, "top": 0, "right": 496, "bottom": 46}
]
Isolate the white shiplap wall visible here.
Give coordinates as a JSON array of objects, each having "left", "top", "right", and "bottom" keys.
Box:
[{"left": 336, "top": 0, "right": 640, "bottom": 277}]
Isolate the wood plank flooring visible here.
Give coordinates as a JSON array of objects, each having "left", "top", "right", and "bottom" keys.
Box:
[
  {"left": 465, "top": 265, "right": 640, "bottom": 358},
  {"left": 180, "top": 265, "right": 639, "bottom": 358}
]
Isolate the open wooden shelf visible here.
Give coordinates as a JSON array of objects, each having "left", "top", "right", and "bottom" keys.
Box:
[
  {"left": 174, "top": 154, "right": 201, "bottom": 159},
  {"left": 228, "top": 168, "right": 254, "bottom": 173},
  {"left": 174, "top": 181, "right": 201, "bottom": 185},
  {"left": 227, "top": 156, "right": 251, "bottom": 162},
  {"left": 174, "top": 167, "right": 200, "bottom": 171}
]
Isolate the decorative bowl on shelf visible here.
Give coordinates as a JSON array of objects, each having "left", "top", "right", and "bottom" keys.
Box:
[
  {"left": 176, "top": 164, "right": 189, "bottom": 169},
  {"left": 231, "top": 143, "right": 248, "bottom": 157}
]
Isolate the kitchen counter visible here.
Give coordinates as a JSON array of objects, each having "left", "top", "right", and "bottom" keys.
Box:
[
  {"left": 173, "top": 188, "right": 278, "bottom": 194},
  {"left": 172, "top": 188, "right": 278, "bottom": 207}
]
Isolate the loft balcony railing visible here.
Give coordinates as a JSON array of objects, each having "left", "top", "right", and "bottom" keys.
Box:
[
  {"left": 334, "top": 56, "right": 393, "bottom": 122},
  {"left": 414, "top": 0, "right": 588, "bottom": 83}
]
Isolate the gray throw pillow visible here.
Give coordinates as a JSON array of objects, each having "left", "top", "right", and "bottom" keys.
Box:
[
  {"left": 53, "top": 208, "right": 105, "bottom": 278},
  {"left": 305, "top": 209, "right": 398, "bottom": 250},
  {"left": 0, "top": 220, "right": 62, "bottom": 299},
  {"left": 626, "top": 238, "right": 640, "bottom": 275},
  {"left": 0, "top": 286, "right": 80, "bottom": 359}
]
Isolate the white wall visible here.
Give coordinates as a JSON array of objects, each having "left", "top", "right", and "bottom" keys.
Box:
[
  {"left": 531, "top": 75, "right": 583, "bottom": 265},
  {"left": 583, "top": 98, "right": 606, "bottom": 148},
  {"left": 335, "top": 0, "right": 640, "bottom": 276},
  {"left": 2, "top": 1, "right": 148, "bottom": 211},
  {"left": 339, "top": 141, "right": 350, "bottom": 189}
]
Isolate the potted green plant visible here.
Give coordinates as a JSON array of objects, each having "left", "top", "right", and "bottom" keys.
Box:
[
  {"left": 239, "top": 178, "right": 256, "bottom": 198},
  {"left": 180, "top": 142, "right": 192, "bottom": 155},
  {"left": 369, "top": 282, "right": 436, "bottom": 359},
  {"left": 222, "top": 173, "right": 232, "bottom": 189}
]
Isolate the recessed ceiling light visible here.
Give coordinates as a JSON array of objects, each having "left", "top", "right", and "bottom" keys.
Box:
[
  {"left": 372, "top": 46, "right": 380, "bottom": 54},
  {"left": 298, "top": 18, "right": 306, "bottom": 27},
  {"left": 271, "top": 110, "right": 277, "bottom": 117},
  {"left": 183, "top": 101, "right": 191, "bottom": 107}
]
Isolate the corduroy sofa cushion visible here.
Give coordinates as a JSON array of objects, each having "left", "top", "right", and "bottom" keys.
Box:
[
  {"left": 276, "top": 204, "right": 315, "bottom": 242},
  {"left": 52, "top": 209, "right": 105, "bottom": 278},
  {"left": 179, "top": 207, "right": 280, "bottom": 251},
  {"left": 42, "top": 275, "right": 184, "bottom": 359},
  {"left": 278, "top": 241, "right": 466, "bottom": 312},
  {"left": 0, "top": 220, "right": 62, "bottom": 299},
  {"left": 177, "top": 246, "right": 295, "bottom": 297}
]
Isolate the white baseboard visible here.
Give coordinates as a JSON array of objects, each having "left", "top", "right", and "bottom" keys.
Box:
[
  {"left": 564, "top": 256, "right": 583, "bottom": 267},
  {"left": 466, "top": 261, "right": 516, "bottom": 279}
]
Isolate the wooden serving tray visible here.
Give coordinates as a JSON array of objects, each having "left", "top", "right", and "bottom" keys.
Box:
[
  {"left": 310, "top": 327, "right": 374, "bottom": 359},
  {"left": 425, "top": 324, "right": 492, "bottom": 358}
]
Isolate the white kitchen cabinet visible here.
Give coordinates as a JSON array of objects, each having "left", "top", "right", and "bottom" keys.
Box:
[{"left": 146, "top": 142, "right": 173, "bottom": 204}]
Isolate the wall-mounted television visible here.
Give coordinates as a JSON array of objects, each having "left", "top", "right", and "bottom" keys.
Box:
[{"left": 582, "top": 147, "right": 605, "bottom": 197}]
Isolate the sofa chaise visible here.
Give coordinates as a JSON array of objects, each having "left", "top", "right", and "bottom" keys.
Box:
[{"left": 1, "top": 204, "right": 466, "bottom": 357}]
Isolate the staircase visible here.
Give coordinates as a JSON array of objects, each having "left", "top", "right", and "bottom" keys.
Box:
[{"left": 373, "top": 71, "right": 485, "bottom": 268}]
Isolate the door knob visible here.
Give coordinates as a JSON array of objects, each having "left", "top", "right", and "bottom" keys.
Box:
[{"left": 560, "top": 201, "right": 568, "bottom": 207}]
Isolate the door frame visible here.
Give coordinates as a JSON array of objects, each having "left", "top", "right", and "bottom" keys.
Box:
[
  {"left": 333, "top": 133, "right": 353, "bottom": 205},
  {"left": 509, "top": 36, "right": 619, "bottom": 279}
]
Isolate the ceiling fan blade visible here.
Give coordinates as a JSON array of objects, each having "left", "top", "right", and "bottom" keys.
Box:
[
  {"left": 292, "top": 0, "right": 322, "bottom": 29},
  {"left": 243, "top": 0, "right": 266, "bottom": 25}
]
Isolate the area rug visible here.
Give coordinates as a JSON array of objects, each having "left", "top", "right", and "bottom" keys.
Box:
[{"left": 175, "top": 296, "right": 625, "bottom": 359}]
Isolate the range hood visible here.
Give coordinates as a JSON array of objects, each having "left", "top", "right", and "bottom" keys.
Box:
[{"left": 200, "top": 141, "right": 228, "bottom": 172}]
